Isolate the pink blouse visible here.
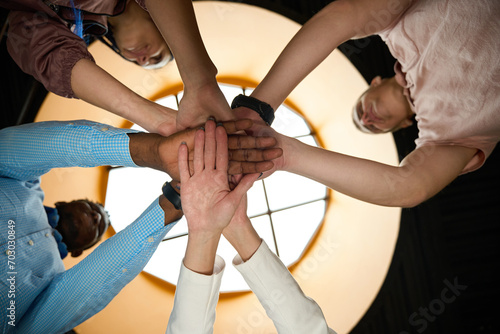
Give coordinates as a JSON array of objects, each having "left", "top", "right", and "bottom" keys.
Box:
[{"left": 379, "top": 0, "right": 500, "bottom": 173}]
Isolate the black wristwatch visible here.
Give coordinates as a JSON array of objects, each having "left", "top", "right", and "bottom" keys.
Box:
[
  {"left": 231, "top": 94, "right": 275, "bottom": 126},
  {"left": 162, "top": 181, "right": 182, "bottom": 211}
]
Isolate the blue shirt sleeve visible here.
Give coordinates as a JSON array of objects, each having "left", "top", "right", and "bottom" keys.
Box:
[
  {"left": 0, "top": 120, "right": 139, "bottom": 182},
  {"left": 15, "top": 197, "right": 178, "bottom": 334}
]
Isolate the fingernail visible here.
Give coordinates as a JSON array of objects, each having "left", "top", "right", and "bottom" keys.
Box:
[
  {"left": 258, "top": 172, "right": 263, "bottom": 179},
  {"left": 199, "top": 126, "right": 205, "bottom": 131},
  {"left": 207, "top": 116, "right": 215, "bottom": 121},
  {"left": 216, "top": 122, "right": 223, "bottom": 127}
]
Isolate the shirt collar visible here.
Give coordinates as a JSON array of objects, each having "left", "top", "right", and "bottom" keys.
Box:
[{"left": 44, "top": 206, "right": 69, "bottom": 259}]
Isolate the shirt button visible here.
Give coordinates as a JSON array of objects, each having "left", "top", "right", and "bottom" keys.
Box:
[
  {"left": 148, "top": 237, "right": 154, "bottom": 243},
  {"left": 45, "top": 233, "right": 50, "bottom": 237},
  {"left": 101, "top": 127, "right": 109, "bottom": 131},
  {"left": 28, "top": 240, "right": 34, "bottom": 246},
  {"left": 5, "top": 250, "right": 10, "bottom": 255},
  {"left": 122, "top": 269, "right": 127, "bottom": 273}
]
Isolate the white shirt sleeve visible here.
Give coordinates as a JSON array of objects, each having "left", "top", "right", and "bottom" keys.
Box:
[
  {"left": 166, "top": 255, "right": 225, "bottom": 334},
  {"left": 233, "top": 240, "right": 336, "bottom": 334}
]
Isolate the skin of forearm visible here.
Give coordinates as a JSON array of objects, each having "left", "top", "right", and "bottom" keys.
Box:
[
  {"left": 283, "top": 137, "right": 429, "bottom": 208},
  {"left": 71, "top": 59, "right": 174, "bottom": 133},
  {"left": 250, "top": 1, "right": 357, "bottom": 110},
  {"left": 159, "top": 195, "right": 183, "bottom": 225},
  {"left": 250, "top": 0, "right": 410, "bottom": 109},
  {"left": 127, "top": 132, "right": 164, "bottom": 171},
  {"left": 71, "top": 59, "right": 142, "bottom": 118},
  {"left": 183, "top": 232, "right": 221, "bottom": 275},
  {"left": 144, "top": 0, "right": 217, "bottom": 89},
  {"left": 223, "top": 218, "right": 262, "bottom": 262}
]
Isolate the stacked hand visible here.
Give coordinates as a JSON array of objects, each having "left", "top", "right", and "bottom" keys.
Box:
[
  {"left": 176, "top": 81, "right": 235, "bottom": 131},
  {"left": 179, "top": 119, "right": 260, "bottom": 274},
  {"left": 161, "top": 118, "right": 283, "bottom": 180},
  {"left": 232, "top": 106, "right": 289, "bottom": 179},
  {"left": 130, "top": 118, "right": 283, "bottom": 181},
  {"left": 179, "top": 119, "right": 259, "bottom": 234}
]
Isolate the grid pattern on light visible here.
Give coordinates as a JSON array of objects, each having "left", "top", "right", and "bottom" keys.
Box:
[{"left": 104, "top": 83, "right": 328, "bottom": 292}]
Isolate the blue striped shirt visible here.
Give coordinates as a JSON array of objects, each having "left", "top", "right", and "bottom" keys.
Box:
[{"left": 0, "top": 121, "right": 176, "bottom": 333}]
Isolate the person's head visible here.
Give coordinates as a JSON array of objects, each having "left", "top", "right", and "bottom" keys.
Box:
[
  {"left": 352, "top": 76, "right": 414, "bottom": 134},
  {"left": 54, "top": 200, "right": 110, "bottom": 257},
  {"left": 107, "top": 0, "right": 173, "bottom": 69}
]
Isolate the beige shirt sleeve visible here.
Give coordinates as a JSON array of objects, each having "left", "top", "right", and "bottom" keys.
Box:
[
  {"left": 166, "top": 256, "right": 225, "bottom": 334},
  {"left": 233, "top": 240, "right": 336, "bottom": 334}
]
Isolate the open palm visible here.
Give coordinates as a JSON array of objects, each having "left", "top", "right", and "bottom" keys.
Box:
[{"left": 178, "top": 120, "right": 259, "bottom": 235}]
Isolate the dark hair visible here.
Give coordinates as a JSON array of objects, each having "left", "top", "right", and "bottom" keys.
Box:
[
  {"left": 55, "top": 199, "right": 111, "bottom": 251},
  {"left": 96, "top": 25, "right": 136, "bottom": 64}
]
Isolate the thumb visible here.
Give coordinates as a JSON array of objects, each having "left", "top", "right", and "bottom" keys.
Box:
[{"left": 228, "top": 173, "right": 260, "bottom": 203}]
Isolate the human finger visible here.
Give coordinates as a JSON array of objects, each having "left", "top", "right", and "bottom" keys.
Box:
[
  {"left": 228, "top": 174, "right": 243, "bottom": 190},
  {"left": 228, "top": 135, "right": 277, "bottom": 149},
  {"left": 193, "top": 128, "right": 205, "bottom": 173},
  {"left": 228, "top": 161, "right": 275, "bottom": 175},
  {"left": 216, "top": 123, "right": 229, "bottom": 172},
  {"left": 204, "top": 120, "right": 217, "bottom": 170},
  {"left": 227, "top": 172, "right": 260, "bottom": 204},
  {"left": 178, "top": 142, "right": 191, "bottom": 183},
  {"left": 221, "top": 119, "right": 253, "bottom": 134},
  {"left": 229, "top": 147, "right": 283, "bottom": 162}
]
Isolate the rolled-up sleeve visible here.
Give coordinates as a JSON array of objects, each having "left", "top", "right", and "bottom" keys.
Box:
[{"left": 7, "top": 10, "right": 94, "bottom": 98}]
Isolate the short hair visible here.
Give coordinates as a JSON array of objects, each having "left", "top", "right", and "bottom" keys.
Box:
[
  {"left": 352, "top": 102, "right": 378, "bottom": 134},
  {"left": 97, "top": 26, "right": 173, "bottom": 69}
]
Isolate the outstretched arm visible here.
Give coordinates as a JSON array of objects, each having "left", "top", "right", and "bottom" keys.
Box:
[
  {"left": 71, "top": 58, "right": 178, "bottom": 136},
  {"left": 0, "top": 120, "right": 140, "bottom": 181},
  {"left": 18, "top": 195, "right": 182, "bottom": 334},
  {"left": 179, "top": 119, "right": 259, "bottom": 273},
  {"left": 0, "top": 120, "right": 281, "bottom": 183},
  {"left": 7, "top": 10, "right": 177, "bottom": 136},
  {"left": 144, "top": 0, "right": 234, "bottom": 129},
  {"left": 245, "top": 0, "right": 411, "bottom": 113},
  {"left": 166, "top": 119, "right": 258, "bottom": 333},
  {"left": 129, "top": 118, "right": 283, "bottom": 181},
  {"left": 223, "top": 198, "right": 336, "bottom": 334},
  {"left": 260, "top": 124, "right": 477, "bottom": 207},
  {"left": 285, "top": 138, "right": 476, "bottom": 207}
]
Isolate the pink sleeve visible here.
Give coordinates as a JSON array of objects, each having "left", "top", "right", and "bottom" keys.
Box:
[
  {"left": 417, "top": 138, "right": 496, "bottom": 174},
  {"left": 6, "top": 10, "right": 95, "bottom": 98}
]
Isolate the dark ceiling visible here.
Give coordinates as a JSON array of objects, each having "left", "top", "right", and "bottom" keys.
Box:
[{"left": 1, "top": 1, "right": 499, "bottom": 333}]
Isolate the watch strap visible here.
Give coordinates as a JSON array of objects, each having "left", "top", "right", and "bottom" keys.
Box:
[
  {"left": 162, "top": 181, "right": 182, "bottom": 211},
  {"left": 231, "top": 94, "right": 275, "bottom": 126}
]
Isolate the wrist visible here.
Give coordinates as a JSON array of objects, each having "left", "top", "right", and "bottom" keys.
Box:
[
  {"left": 231, "top": 94, "right": 275, "bottom": 126},
  {"left": 162, "top": 181, "right": 182, "bottom": 210},
  {"left": 188, "top": 229, "right": 223, "bottom": 243},
  {"left": 157, "top": 133, "right": 192, "bottom": 180},
  {"left": 181, "top": 65, "right": 218, "bottom": 92},
  {"left": 223, "top": 222, "right": 261, "bottom": 261},
  {"left": 250, "top": 84, "right": 285, "bottom": 112},
  {"left": 234, "top": 235, "right": 262, "bottom": 262},
  {"left": 184, "top": 232, "right": 220, "bottom": 275},
  {"left": 128, "top": 132, "right": 163, "bottom": 170},
  {"left": 281, "top": 136, "right": 303, "bottom": 173},
  {"left": 159, "top": 195, "right": 183, "bottom": 224}
]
